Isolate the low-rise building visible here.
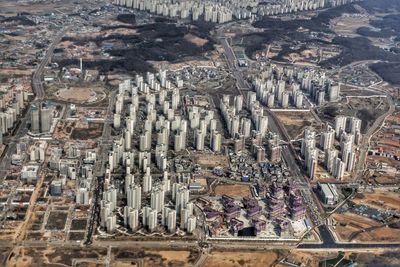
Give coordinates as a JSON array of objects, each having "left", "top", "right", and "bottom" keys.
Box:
[
  {"left": 317, "top": 183, "right": 339, "bottom": 205},
  {"left": 21, "top": 165, "right": 40, "bottom": 182}
]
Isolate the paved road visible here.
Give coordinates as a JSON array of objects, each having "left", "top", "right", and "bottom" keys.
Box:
[
  {"left": 298, "top": 225, "right": 400, "bottom": 250},
  {"left": 86, "top": 90, "right": 116, "bottom": 245},
  {"left": 32, "top": 26, "right": 71, "bottom": 100},
  {"left": 219, "top": 37, "right": 250, "bottom": 90}
]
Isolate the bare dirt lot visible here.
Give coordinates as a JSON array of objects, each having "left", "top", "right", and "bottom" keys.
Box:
[
  {"left": 276, "top": 251, "right": 338, "bottom": 267},
  {"left": 332, "top": 212, "right": 381, "bottom": 242},
  {"left": 69, "top": 231, "right": 86, "bottom": 241},
  {"left": 184, "top": 34, "right": 209, "bottom": 47},
  {"left": 6, "top": 246, "right": 107, "bottom": 267},
  {"left": 204, "top": 251, "right": 278, "bottom": 267},
  {"left": 113, "top": 261, "right": 139, "bottom": 267},
  {"left": 352, "top": 191, "right": 400, "bottom": 211},
  {"left": 357, "top": 226, "right": 400, "bottom": 242},
  {"left": 45, "top": 211, "right": 68, "bottom": 231},
  {"left": 71, "top": 122, "right": 103, "bottom": 140},
  {"left": 0, "top": 69, "right": 33, "bottom": 76},
  {"left": 154, "top": 251, "right": 192, "bottom": 267},
  {"left": 56, "top": 85, "right": 106, "bottom": 104},
  {"left": 331, "top": 15, "right": 370, "bottom": 37},
  {"left": 113, "top": 248, "right": 199, "bottom": 267},
  {"left": 193, "top": 154, "right": 229, "bottom": 168},
  {"left": 275, "top": 111, "right": 322, "bottom": 139},
  {"left": 214, "top": 184, "right": 252, "bottom": 197},
  {"left": 70, "top": 219, "right": 88, "bottom": 231},
  {"left": 354, "top": 251, "right": 400, "bottom": 267},
  {"left": 374, "top": 174, "right": 400, "bottom": 185}
]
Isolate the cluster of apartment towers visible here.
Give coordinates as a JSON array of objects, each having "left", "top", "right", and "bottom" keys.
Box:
[
  {"left": 99, "top": 70, "right": 220, "bottom": 234},
  {"left": 302, "top": 116, "right": 362, "bottom": 180},
  {"left": 219, "top": 93, "right": 279, "bottom": 163},
  {"left": 115, "top": 0, "right": 360, "bottom": 24},
  {"left": 98, "top": 65, "right": 299, "bottom": 233},
  {"left": 252, "top": 66, "right": 340, "bottom": 109},
  {"left": 0, "top": 88, "right": 26, "bottom": 145}
]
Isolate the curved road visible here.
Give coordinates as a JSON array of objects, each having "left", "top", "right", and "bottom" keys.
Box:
[{"left": 354, "top": 95, "right": 396, "bottom": 182}]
